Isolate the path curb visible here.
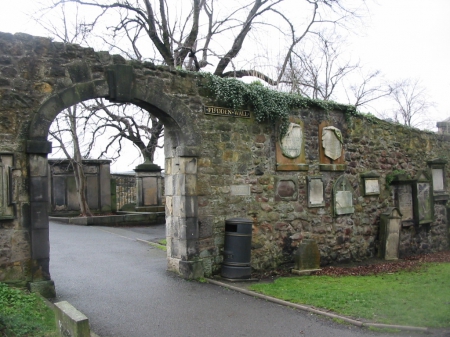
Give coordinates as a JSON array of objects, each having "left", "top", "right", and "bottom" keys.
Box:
[{"left": 207, "top": 278, "right": 428, "bottom": 333}]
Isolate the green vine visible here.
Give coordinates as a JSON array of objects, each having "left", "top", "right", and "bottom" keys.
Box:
[
  {"left": 196, "top": 72, "right": 372, "bottom": 138},
  {"left": 385, "top": 169, "right": 410, "bottom": 186}
]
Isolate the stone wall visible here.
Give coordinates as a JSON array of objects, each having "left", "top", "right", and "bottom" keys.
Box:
[{"left": 0, "top": 32, "right": 449, "bottom": 286}]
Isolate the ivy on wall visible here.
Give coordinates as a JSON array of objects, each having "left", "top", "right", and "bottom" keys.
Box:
[{"left": 196, "top": 72, "right": 367, "bottom": 137}]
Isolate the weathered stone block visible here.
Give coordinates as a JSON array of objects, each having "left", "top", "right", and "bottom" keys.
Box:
[{"left": 54, "top": 301, "right": 91, "bottom": 337}]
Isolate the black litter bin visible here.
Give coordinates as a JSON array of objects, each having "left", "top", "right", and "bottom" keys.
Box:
[{"left": 221, "top": 218, "right": 252, "bottom": 279}]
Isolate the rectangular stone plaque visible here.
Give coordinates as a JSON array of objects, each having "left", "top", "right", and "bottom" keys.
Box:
[
  {"left": 143, "top": 177, "right": 158, "bottom": 206},
  {"left": 365, "top": 178, "right": 380, "bottom": 195},
  {"left": 335, "top": 191, "right": 354, "bottom": 215},
  {"left": 308, "top": 177, "right": 324, "bottom": 207},
  {"left": 0, "top": 153, "right": 15, "bottom": 219},
  {"left": 432, "top": 168, "right": 444, "bottom": 191},
  {"left": 395, "top": 184, "right": 413, "bottom": 224},
  {"left": 230, "top": 185, "right": 251, "bottom": 196}
]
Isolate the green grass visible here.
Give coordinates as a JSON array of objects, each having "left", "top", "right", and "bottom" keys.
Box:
[
  {"left": 250, "top": 263, "right": 450, "bottom": 328},
  {"left": 0, "top": 283, "right": 58, "bottom": 336},
  {"left": 147, "top": 238, "right": 167, "bottom": 251}
]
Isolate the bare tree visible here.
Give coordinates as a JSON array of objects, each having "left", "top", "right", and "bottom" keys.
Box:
[
  {"left": 82, "top": 99, "right": 164, "bottom": 163},
  {"left": 390, "top": 79, "right": 435, "bottom": 128},
  {"left": 345, "top": 69, "right": 394, "bottom": 109},
  {"left": 282, "top": 33, "right": 359, "bottom": 100},
  {"left": 41, "top": 0, "right": 366, "bottom": 85},
  {"left": 49, "top": 105, "right": 93, "bottom": 217}
]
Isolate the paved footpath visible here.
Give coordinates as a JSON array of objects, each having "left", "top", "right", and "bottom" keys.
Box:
[{"left": 49, "top": 222, "right": 425, "bottom": 337}]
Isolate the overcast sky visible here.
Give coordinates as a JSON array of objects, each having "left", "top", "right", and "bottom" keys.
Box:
[{"left": 0, "top": 0, "right": 449, "bottom": 171}]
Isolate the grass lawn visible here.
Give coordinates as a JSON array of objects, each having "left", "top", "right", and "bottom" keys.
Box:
[
  {"left": 0, "top": 283, "right": 58, "bottom": 336},
  {"left": 250, "top": 262, "right": 450, "bottom": 328}
]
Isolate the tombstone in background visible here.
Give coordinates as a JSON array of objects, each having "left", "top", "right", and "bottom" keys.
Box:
[
  {"left": 291, "top": 239, "right": 321, "bottom": 275},
  {"left": 391, "top": 174, "right": 415, "bottom": 227},
  {"left": 48, "top": 159, "right": 112, "bottom": 215},
  {"left": 134, "top": 158, "right": 164, "bottom": 212},
  {"left": 379, "top": 207, "right": 402, "bottom": 260},
  {"left": 0, "top": 153, "right": 15, "bottom": 220},
  {"left": 333, "top": 175, "right": 355, "bottom": 216},
  {"left": 437, "top": 117, "right": 450, "bottom": 134}
]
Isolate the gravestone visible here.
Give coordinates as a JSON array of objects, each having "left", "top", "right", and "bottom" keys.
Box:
[
  {"left": 333, "top": 175, "right": 355, "bottom": 215},
  {"left": 414, "top": 172, "right": 433, "bottom": 225},
  {"left": 379, "top": 207, "right": 402, "bottom": 260},
  {"left": 391, "top": 174, "right": 415, "bottom": 227},
  {"left": 361, "top": 171, "right": 380, "bottom": 196},
  {"left": 276, "top": 117, "right": 308, "bottom": 171},
  {"left": 307, "top": 176, "right": 325, "bottom": 207},
  {"left": 275, "top": 178, "right": 298, "bottom": 201},
  {"left": 48, "top": 159, "right": 111, "bottom": 215},
  {"left": 291, "top": 239, "right": 321, "bottom": 275},
  {"left": 134, "top": 159, "right": 163, "bottom": 212},
  {"left": 322, "top": 126, "right": 343, "bottom": 160},
  {"left": 0, "top": 153, "right": 16, "bottom": 220}
]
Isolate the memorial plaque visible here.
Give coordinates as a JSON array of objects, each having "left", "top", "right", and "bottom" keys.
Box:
[
  {"left": 395, "top": 184, "right": 413, "bottom": 224},
  {"left": 0, "top": 163, "right": 4, "bottom": 212},
  {"left": 275, "top": 178, "right": 298, "bottom": 201},
  {"left": 432, "top": 168, "right": 444, "bottom": 191},
  {"left": 365, "top": 178, "right": 380, "bottom": 195},
  {"left": 230, "top": 185, "right": 251, "bottom": 196},
  {"left": 379, "top": 208, "right": 402, "bottom": 260},
  {"left": 276, "top": 117, "right": 308, "bottom": 171},
  {"left": 322, "top": 126, "right": 343, "bottom": 160},
  {"left": 417, "top": 182, "right": 432, "bottom": 222},
  {"left": 280, "top": 122, "right": 303, "bottom": 159},
  {"left": 0, "top": 153, "right": 15, "bottom": 219},
  {"left": 86, "top": 176, "right": 99, "bottom": 209},
  {"left": 333, "top": 175, "right": 354, "bottom": 215},
  {"left": 143, "top": 177, "right": 158, "bottom": 206},
  {"left": 308, "top": 176, "right": 324, "bottom": 207}
]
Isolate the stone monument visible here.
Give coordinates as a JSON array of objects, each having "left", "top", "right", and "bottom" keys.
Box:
[
  {"left": 134, "top": 158, "right": 164, "bottom": 212},
  {"left": 291, "top": 239, "right": 321, "bottom": 275}
]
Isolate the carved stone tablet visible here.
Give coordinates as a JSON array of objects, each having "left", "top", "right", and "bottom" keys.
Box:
[
  {"left": 333, "top": 175, "right": 354, "bottom": 215},
  {"left": 322, "top": 126, "right": 343, "bottom": 160},
  {"left": 432, "top": 168, "right": 444, "bottom": 191},
  {"left": 231, "top": 185, "right": 250, "bottom": 196},
  {"left": 395, "top": 184, "right": 413, "bottom": 224},
  {"left": 417, "top": 182, "right": 432, "bottom": 222},
  {"left": 308, "top": 176, "right": 324, "bottom": 207},
  {"left": 365, "top": 178, "right": 380, "bottom": 195},
  {"left": 280, "top": 122, "right": 303, "bottom": 159}
]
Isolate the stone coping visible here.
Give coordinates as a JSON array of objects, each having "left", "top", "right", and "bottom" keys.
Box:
[{"left": 49, "top": 212, "right": 165, "bottom": 226}]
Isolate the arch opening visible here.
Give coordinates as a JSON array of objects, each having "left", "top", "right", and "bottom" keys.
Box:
[{"left": 27, "top": 80, "right": 202, "bottom": 293}]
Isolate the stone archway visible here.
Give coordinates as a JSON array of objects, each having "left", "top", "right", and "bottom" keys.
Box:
[{"left": 27, "top": 66, "right": 203, "bottom": 292}]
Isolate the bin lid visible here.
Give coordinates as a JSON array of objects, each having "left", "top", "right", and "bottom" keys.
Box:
[{"left": 225, "top": 217, "right": 253, "bottom": 225}]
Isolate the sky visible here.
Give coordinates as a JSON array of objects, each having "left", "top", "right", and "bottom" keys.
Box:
[{"left": 0, "top": 0, "right": 449, "bottom": 171}]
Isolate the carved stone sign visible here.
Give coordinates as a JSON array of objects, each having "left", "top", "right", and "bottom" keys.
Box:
[
  {"left": 379, "top": 208, "right": 402, "bottom": 260},
  {"left": 280, "top": 122, "right": 303, "bottom": 159},
  {"left": 417, "top": 182, "right": 432, "bottom": 223},
  {"left": 308, "top": 176, "right": 324, "bottom": 207},
  {"left": 432, "top": 168, "right": 444, "bottom": 191},
  {"left": 230, "top": 185, "right": 251, "bottom": 196},
  {"left": 276, "top": 117, "right": 308, "bottom": 171},
  {"left": 204, "top": 106, "right": 250, "bottom": 118},
  {"left": 322, "top": 126, "right": 343, "bottom": 160},
  {"left": 333, "top": 175, "right": 354, "bottom": 215},
  {"left": 395, "top": 184, "right": 414, "bottom": 225},
  {"left": 0, "top": 153, "right": 15, "bottom": 220},
  {"left": 275, "top": 178, "right": 298, "bottom": 201},
  {"left": 365, "top": 179, "right": 380, "bottom": 195}
]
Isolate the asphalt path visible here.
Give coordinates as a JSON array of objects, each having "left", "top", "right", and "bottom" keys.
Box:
[{"left": 49, "top": 222, "right": 414, "bottom": 337}]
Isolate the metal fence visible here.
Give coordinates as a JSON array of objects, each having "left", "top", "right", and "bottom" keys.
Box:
[{"left": 112, "top": 173, "right": 136, "bottom": 211}]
